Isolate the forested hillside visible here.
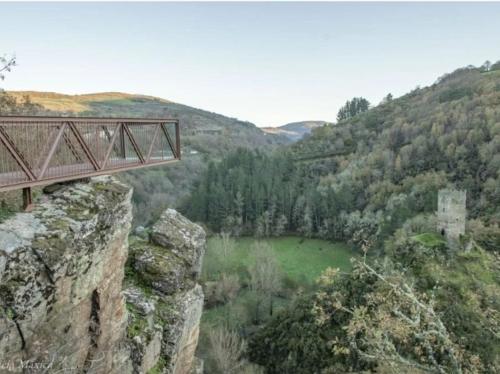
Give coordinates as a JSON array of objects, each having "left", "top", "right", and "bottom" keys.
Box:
[
  {"left": 186, "top": 62, "right": 500, "bottom": 373},
  {"left": 4, "top": 91, "right": 284, "bottom": 225},
  {"left": 184, "top": 64, "right": 500, "bottom": 251}
]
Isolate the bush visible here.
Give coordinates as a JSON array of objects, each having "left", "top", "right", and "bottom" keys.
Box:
[
  {"left": 438, "top": 86, "right": 473, "bottom": 103},
  {"left": 468, "top": 219, "right": 500, "bottom": 252},
  {"left": 204, "top": 273, "right": 241, "bottom": 308}
]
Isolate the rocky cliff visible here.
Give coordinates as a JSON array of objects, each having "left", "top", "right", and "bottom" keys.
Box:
[{"left": 0, "top": 176, "right": 205, "bottom": 373}]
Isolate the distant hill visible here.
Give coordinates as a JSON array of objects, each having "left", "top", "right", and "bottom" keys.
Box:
[{"left": 262, "top": 120, "right": 328, "bottom": 142}]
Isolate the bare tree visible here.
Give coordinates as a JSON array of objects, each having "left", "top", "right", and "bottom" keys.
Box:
[
  {"left": 203, "top": 232, "right": 236, "bottom": 279},
  {"left": 208, "top": 326, "right": 246, "bottom": 374},
  {"left": 0, "top": 54, "right": 16, "bottom": 81},
  {"left": 248, "top": 242, "right": 282, "bottom": 320},
  {"left": 220, "top": 231, "right": 236, "bottom": 258}
]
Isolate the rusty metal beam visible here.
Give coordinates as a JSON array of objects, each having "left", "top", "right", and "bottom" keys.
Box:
[
  {"left": 35, "top": 125, "right": 61, "bottom": 171},
  {"left": 122, "top": 123, "right": 145, "bottom": 164},
  {"left": 0, "top": 116, "right": 177, "bottom": 124},
  {"left": 0, "top": 126, "right": 36, "bottom": 181},
  {"left": 38, "top": 122, "right": 67, "bottom": 179},
  {"left": 102, "top": 124, "right": 121, "bottom": 159},
  {"left": 146, "top": 124, "right": 161, "bottom": 161},
  {"left": 101, "top": 123, "right": 122, "bottom": 169},
  {"left": 22, "top": 187, "right": 33, "bottom": 211},
  {"left": 175, "top": 121, "right": 181, "bottom": 160},
  {"left": 68, "top": 121, "right": 100, "bottom": 171},
  {"left": 160, "top": 123, "right": 178, "bottom": 159}
]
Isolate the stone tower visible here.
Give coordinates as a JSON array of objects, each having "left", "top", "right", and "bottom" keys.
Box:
[{"left": 437, "top": 189, "right": 466, "bottom": 249}]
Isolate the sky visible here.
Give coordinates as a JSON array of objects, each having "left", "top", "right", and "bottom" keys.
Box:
[{"left": 2, "top": 2, "right": 500, "bottom": 127}]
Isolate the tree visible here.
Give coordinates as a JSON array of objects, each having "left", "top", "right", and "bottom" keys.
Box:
[
  {"left": 220, "top": 231, "right": 236, "bottom": 258},
  {"left": 202, "top": 232, "right": 236, "bottom": 279},
  {"left": 480, "top": 60, "right": 492, "bottom": 72},
  {"left": 208, "top": 326, "right": 247, "bottom": 374},
  {"left": 337, "top": 97, "right": 370, "bottom": 121},
  {"left": 0, "top": 54, "right": 16, "bottom": 81},
  {"left": 313, "top": 261, "right": 473, "bottom": 373},
  {"left": 381, "top": 93, "right": 393, "bottom": 104},
  {"left": 300, "top": 205, "right": 313, "bottom": 238},
  {"left": 273, "top": 214, "right": 287, "bottom": 236},
  {"left": 206, "top": 273, "right": 240, "bottom": 306},
  {"left": 490, "top": 60, "right": 500, "bottom": 71},
  {"left": 247, "top": 242, "right": 282, "bottom": 320},
  {"left": 255, "top": 210, "right": 272, "bottom": 237},
  {"left": 0, "top": 54, "right": 45, "bottom": 116}
]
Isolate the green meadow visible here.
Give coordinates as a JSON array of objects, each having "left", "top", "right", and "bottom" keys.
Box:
[{"left": 200, "top": 236, "right": 355, "bottom": 327}]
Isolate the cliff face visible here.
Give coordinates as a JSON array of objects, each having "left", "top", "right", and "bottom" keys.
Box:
[{"left": 0, "top": 177, "right": 205, "bottom": 374}]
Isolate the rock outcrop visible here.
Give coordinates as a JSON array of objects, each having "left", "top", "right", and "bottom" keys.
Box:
[
  {"left": 0, "top": 177, "right": 205, "bottom": 374},
  {"left": 124, "top": 209, "right": 206, "bottom": 374}
]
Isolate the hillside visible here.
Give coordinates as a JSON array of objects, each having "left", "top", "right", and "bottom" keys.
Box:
[
  {"left": 185, "top": 64, "right": 500, "bottom": 249},
  {"left": 262, "top": 120, "right": 328, "bottom": 142},
  {"left": 5, "top": 91, "right": 284, "bottom": 225},
  {"left": 184, "top": 63, "right": 500, "bottom": 374}
]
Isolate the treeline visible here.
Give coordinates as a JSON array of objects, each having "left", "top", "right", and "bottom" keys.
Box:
[
  {"left": 184, "top": 64, "right": 500, "bottom": 250},
  {"left": 182, "top": 147, "right": 444, "bottom": 249}
]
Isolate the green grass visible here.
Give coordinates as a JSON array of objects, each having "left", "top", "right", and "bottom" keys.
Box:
[
  {"left": 204, "top": 236, "right": 354, "bottom": 284},
  {"left": 0, "top": 207, "right": 14, "bottom": 223},
  {"left": 412, "top": 232, "right": 446, "bottom": 248}
]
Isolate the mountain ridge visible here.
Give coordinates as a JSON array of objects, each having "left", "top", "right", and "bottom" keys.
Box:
[{"left": 262, "top": 120, "right": 328, "bottom": 141}]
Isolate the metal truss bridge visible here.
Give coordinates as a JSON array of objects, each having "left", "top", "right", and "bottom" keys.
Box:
[{"left": 0, "top": 116, "right": 180, "bottom": 208}]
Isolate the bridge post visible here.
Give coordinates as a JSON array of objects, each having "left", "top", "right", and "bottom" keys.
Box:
[
  {"left": 22, "top": 187, "right": 33, "bottom": 212},
  {"left": 120, "top": 124, "right": 126, "bottom": 159}
]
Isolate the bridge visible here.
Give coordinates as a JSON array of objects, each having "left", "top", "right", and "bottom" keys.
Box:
[{"left": 0, "top": 116, "right": 181, "bottom": 209}]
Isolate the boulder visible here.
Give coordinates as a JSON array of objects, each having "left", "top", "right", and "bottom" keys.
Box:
[{"left": 151, "top": 209, "right": 206, "bottom": 277}]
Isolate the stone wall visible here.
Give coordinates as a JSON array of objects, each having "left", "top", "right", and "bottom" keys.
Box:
[
  {"left": 437, "top": 189, "right": 466, "bottom": 249},
  {"left": 0, "top": 177, "right": 205, "bottom": 374}
]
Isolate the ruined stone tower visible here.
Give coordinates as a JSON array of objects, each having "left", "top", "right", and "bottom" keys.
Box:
[{"left": 437, "top": 189, "right": 466, "bottom": 249}]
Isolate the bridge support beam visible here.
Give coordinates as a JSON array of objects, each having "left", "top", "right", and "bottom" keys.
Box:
[{"left": 22, "top": 187, "right": 33, "bottom": 212}]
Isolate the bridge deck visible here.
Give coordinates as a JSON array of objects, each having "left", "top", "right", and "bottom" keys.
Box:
[{"left": 0, "top": 116, "right": 180, "bottom": 193}]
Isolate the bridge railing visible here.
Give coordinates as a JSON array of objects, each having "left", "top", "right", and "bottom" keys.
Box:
[{"left": 0, "top": 116, "right": 180, "bottom": 192}]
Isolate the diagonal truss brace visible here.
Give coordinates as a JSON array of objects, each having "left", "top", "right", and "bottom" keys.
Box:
[
  {"left": 0, "top": 125, "right": 36, "bottom": 181},
  {"left": 122, "top": 123, "right": 146, "bottom": 164}
]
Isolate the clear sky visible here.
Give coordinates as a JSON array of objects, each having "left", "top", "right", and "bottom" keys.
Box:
[{"left": 2, "top": 2, "right": 500, "bottom": 127}]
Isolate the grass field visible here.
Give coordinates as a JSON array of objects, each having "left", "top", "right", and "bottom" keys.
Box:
[
  {"left": 204, "top": 236, "right": 353, "bottom": 284},
  {"left": 201, "top": 236, "right": 355, "bottom": 327}
]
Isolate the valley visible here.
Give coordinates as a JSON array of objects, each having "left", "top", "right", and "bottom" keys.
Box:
[
  {"left": 1, "top": 60, "right": 500, "bottom": 373},
  {"left": 2, "top": 3, "right": 500, "bottom": 373}
]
